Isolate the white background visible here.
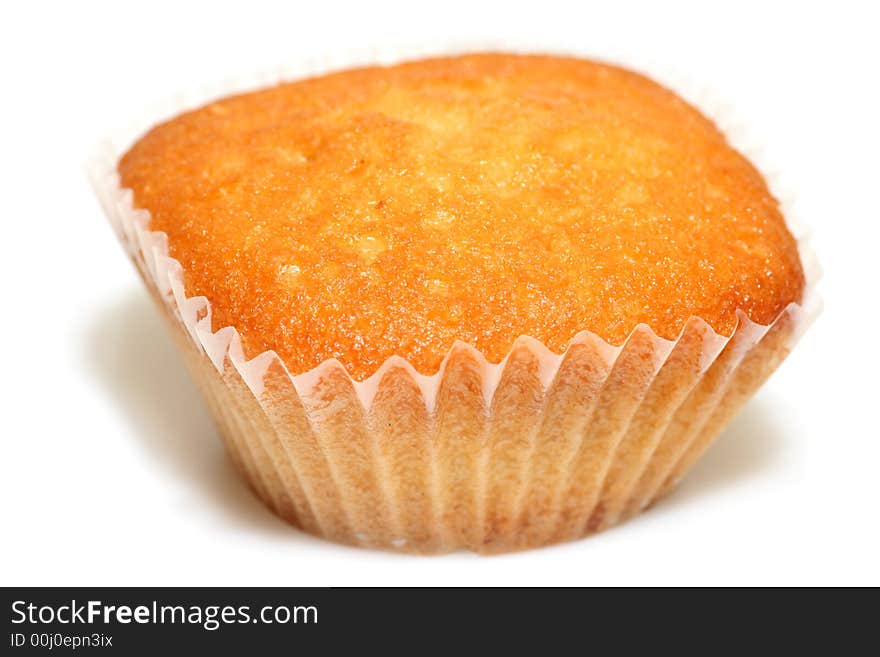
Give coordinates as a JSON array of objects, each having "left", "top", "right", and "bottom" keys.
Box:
[{"left": 2, "top": 0, "right": 878, "bottom": 586}]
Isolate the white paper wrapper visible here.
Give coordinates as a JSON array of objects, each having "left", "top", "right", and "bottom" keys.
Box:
[{"left": 88, "top": 46, "right": 821, "bottom": 553}]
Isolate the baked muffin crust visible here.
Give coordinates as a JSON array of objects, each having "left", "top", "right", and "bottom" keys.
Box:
[{"left": 120, "top": 53, "right": 804, "bottom": 379}]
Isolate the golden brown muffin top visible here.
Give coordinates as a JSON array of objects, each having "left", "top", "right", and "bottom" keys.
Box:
[{"left": 120, "top": 53, "right": 805, "bottom": 379}]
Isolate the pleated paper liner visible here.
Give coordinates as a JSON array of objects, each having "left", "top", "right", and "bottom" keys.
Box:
[{"left": 89, "top": 49, "right": 820, "bottom": 553}]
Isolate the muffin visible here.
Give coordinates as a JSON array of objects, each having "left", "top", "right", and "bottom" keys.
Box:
[{"left": 94, "top": 53, "right": 815, "bottom": 553}]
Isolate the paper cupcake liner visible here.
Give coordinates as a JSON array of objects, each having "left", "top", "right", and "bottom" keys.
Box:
[{"left": 89, "top": 46, "right": 821, "bottom": 553}]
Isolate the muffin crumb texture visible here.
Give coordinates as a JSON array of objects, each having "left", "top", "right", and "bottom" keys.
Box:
[{"left": 120, "top": 53, "right": 804, "bottom": 379}]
